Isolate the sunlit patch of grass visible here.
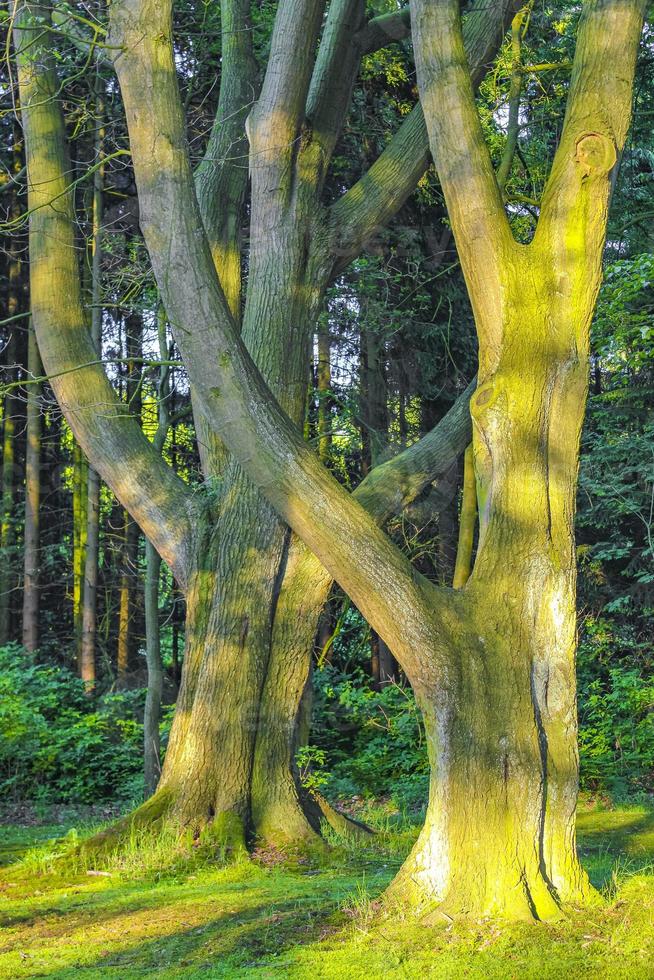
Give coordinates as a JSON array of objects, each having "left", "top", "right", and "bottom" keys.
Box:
[
  {"left": 576, "top": 798, "right": 654, "bottom": 889},
  {"left": 0, "top": 799, "right": 652, "bottom": 979}
]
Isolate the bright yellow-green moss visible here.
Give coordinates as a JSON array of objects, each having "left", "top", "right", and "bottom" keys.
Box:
[{"left": 0, "top": 800, "right": 652, "bottom": 979}]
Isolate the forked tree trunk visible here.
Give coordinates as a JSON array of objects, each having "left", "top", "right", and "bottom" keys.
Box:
[
  {"left": 389, "top": 295, "right": 593, "bottom": 919},
  {"left": 384, "top": 0, "right": 647, "bottom": 920}
]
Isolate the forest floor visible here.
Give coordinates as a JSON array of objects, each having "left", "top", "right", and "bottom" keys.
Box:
[{"left": 0, "top": 798, "right": 652, "bottom": 979}]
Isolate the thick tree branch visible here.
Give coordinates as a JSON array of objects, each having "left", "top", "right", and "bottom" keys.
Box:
[
  {"left": 110, "top": 0, "right": 463, "bottom": 682},
  {"left": 412, "top": 0, "right": 515, "bottom": 349},
  {"left": 193, "top": 0, "right": 259, "bottom": 480},
  {"left": 328, "top": 0, "right": 519, "bottom": 278},
  {"left": 248, "top": 0, "right": 326, "bottom": 156},
  {"left": 195, "top": 0, "right": 257, "bottom": 321},
  {"left": 306, "top": 0, "right": 366, "bottom": 167},
  {"left": 356, "top": 7, "right": 411, "bottom": 56},
  {"left": 536, "top": 0, "right": 646, "bottom": 258},
  {"left": 355, "top": 378, "right": 475, "bottom": 521},
  {"left": 13, "top": 1, "right": 198, "bottom": 589}
]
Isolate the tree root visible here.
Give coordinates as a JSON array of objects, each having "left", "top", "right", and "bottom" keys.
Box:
[
  {"left": 314, "top": 792, "right": 374, "bottom": 841},
  {"left": 54, "top": 785, "right": 372, "bottom": 875},
  {"left": 74, "top": 787, "right": 175, "bottom": 865}
]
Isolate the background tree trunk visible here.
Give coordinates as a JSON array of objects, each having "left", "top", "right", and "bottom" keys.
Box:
[
  {"left": 80, "top": 69, "right": 105, "bottom": 690},
  {"left": 0, "top": 182, "right": 22, "bottom": 645},
  {"left": 22, "top": 322, "right": 41, "bottom": 652},
  {"left": 144, "top": 306, "right": 172, "bottom": 797}
]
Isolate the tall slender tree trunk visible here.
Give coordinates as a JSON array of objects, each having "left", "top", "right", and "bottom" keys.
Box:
[
  {"left": 144, "top": 538, "right": 163, "bottom": 794},
  {"left": 117, "top": 310, "right": 143, "bottom": 684},
  {"left": 81, "top": 465, "right": 100, "bottom": 688},
  {"left": 22, "top": 321, "right": 41, "bottom": 651},
  {"left": 117, "top": 511, "right": 139, "bottom": 683},
  {"left": 0, "top": 145, "right": 23, "bottom": 645},
  {"left": 80, "top": 68, "right": 105, "bottom": 690},
  {"left": 316, "top": 325, "right": 332, "bottom": 464},
  {"left": 0, "top": 327, "right": 18, "bottom": 645},
  {"left": 144, "top": 306, "right": 171, "bottom": 797},
  {"left": 72, "top": 440, "right": 88, "bottom": 659}
]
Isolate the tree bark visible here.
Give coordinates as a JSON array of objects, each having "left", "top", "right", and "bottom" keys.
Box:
[
  {"left": 144, "top": 307, "right": 172, "bottom": 797},
  {"left": 0, "top": 146, "right": 23, "bottom": 645},
  {"left": 80, "top": 69, "right": 105, "bottom": 690},
  {"left": 22, "top": 321, "right": 41, "bottom": 651}
]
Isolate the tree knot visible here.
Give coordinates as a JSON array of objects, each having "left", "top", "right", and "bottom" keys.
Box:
[
  {"left": 471, "top": 383, "right": 497, "bottom": 417},
  {"left": 574, "top": 132, "right": 616, "bottom": 178}
]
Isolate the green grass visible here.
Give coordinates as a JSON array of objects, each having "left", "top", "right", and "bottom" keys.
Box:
[{"left": 0, "top": 799, "right": 652, "bottom": 979}]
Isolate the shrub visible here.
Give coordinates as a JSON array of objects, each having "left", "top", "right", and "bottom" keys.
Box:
[
  {"left": 310, "top": 617, "right": 654, "bottom": 808},
  {"left": 577, "top": 618, "right": 654, "bottom": 797},
  {"left": 0, "top": 645, "right": 145, "bottom": 805},
  {"left": 312, "top": 662, "right": 430, "bottom": 812}
]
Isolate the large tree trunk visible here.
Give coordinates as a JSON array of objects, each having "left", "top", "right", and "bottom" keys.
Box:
[
  {"left": 385, "top": 0, "right": 647, "bottom": 921},
  {"left": 391, "top": 333, "right": 590, "bottom": 918},
  {"left": 152, "top": 526, "right": 271, "bottom": 845}
]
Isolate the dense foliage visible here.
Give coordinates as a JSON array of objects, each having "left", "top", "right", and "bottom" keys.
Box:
[
  {"left": 0, "top": 644, "right": 170, "bottom": 806},
  {"left": 2, "top": 620, "right": 650, "bottom": 809}
]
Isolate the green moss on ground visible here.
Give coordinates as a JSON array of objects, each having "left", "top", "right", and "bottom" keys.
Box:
[{"left": 0, "top": 799, "right": 652, "bottom": 979}]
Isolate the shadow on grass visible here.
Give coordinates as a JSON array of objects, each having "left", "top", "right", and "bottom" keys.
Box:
[
  {"left": 576, "top": 805, "right": 654, "bottom": 888},
  {"left": 0, "top": 867, "right": 379, "bottom": 979}
]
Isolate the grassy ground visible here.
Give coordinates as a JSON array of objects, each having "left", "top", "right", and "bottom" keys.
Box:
[{"left": 0, "top": 799, "right": 652, "bottom": 979}]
